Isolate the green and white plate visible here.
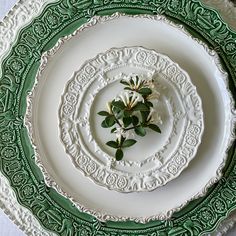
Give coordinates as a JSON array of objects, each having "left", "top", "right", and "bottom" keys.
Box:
[{"left": 0, "top": 0, "right": 236, "bottom": 235}]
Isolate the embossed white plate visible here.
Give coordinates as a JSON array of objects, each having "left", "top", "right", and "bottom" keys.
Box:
[
  {"left": 58, "top": 46, "right": 204, "bottom": 193},
  {"left": 25, "top": 14, "right": 235, "bottom": 222}
]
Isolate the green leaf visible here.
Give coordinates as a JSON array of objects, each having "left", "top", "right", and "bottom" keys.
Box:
[
  {"left": 133, "top": 102, "right": 150, "bottom": 111},
  {"left": 112, "top": 100, "right": 126, "bottom": 110},
  {"left": 149, "top": 124, "right": 161, "bottom": 133},
  {"left": 111, "top": 127, "right": 117, "bottom": 133},
  {"left": 122, "top": 139, "right": 137, "bottom": 148},
  {"left": 98, "top": 111, "right": 110, "bottom": 116},
  {"left": 116, "top": 111, "right": 124, "bottom": 119},
  {"left": 112, "top": 106, "right": 120, "bottom": 113},
  {"left": 123, "top": 110, "right": 132, "bottom": 117},
  {"left": 115, "top": 149, "right": 124, "bottom": 161},
  {"left": 101, "top": 120, "right": 109, "bottom": 128},
  {"left": 129, "top": 78, "right": 134, "bottom": 86},
  {"left": 138, "top": 87, "right": 152, "bottom": 95},
  {"left": 123, "top": 117, "right": 132, "bottom": 127},
  {"left": 124, "top": 87, "right": 133, "bottom": 91},
  {"left": 132, "top": 116, "right": 139, "bottom": 126},
  {"left": 145, "top": 101, "right": 154, "bottom": 107},
  {"left": 105, "top": 116, "right": 115, "bottom": 127},
  {"left": 141, "top": 111, "right": 150, "bottom": 122},
  {"left": 120, "top": 80, "right": 129, "bottom": 86},
  {"left": 135, "top": 126, "right": 146, "bottom": 136},
  {"left": 106, "top": 141, "right": 119, "bottom": 149}
]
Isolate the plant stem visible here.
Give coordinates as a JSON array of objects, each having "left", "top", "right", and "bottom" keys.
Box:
[
  {"left": 124, "top": 125, "right": 141, "bottom": 131},
  {"left": 111, "top": 108, "right": 122, "bottom": 128},
  {"left": 115, "top": 117, "right": 122, "bottom": 128}
]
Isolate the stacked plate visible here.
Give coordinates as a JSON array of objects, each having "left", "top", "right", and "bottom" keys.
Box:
[{"left": 0, "top": 0, "right": 236, "bottom": 235}]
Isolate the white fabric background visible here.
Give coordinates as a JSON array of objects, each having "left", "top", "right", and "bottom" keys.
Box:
[{"left": 0, "top": 0, "right": 235, "bottom": 235}]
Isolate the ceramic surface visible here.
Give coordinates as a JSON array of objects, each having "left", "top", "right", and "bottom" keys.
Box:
[{"left": 0, "top": 0, "right": 236, "bottom": 235}]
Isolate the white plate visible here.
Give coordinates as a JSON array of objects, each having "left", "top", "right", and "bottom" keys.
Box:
[
  {"left": 58, "top": 46, "right": 204, "bottom": 193},
  {"left": 25, "top": 14, "right": 235, "bottom": 223}
]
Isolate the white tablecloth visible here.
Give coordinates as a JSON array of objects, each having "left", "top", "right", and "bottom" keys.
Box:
[{"left": 0, "top": 0, "right": 235, "bottom": 235}]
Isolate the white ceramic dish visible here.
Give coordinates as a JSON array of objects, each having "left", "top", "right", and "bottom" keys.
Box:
[
  {"left": 58, "top": 46, "right": 204, "bottom": 193},
  {"left": 24, "top": 14, "right": 235, "bottom": 223}
]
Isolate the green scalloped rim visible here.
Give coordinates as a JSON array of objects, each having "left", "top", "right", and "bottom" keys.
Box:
[{"left": 0, "top": 0, "right": 235, "bottom": 235}]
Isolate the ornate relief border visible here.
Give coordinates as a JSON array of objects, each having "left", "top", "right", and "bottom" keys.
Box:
[
  {"left": 0, "top": 0, "right": 59, "bottom": 68},
  {"left": 57, "top": 46, "right": 204, "bottom": 192}
]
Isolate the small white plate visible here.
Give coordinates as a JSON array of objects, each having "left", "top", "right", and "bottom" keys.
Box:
[{"left": 58, "top": 46, "right": 204, "bottom": 193}]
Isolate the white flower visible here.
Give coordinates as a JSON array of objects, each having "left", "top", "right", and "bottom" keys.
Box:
[
  {"left": 132, "top": 75, "right": 142, "bottom": 90},
  {"left": 122, "top": 74, "right": 143, "bottom": 90},
  {"left": 118, "top": 91, "right": 129, "bottom": 106},
  {"left": 147, "top": 107, "right": 162, "bottom": 124},
  {"left": 114, "top": 127, "right": 132, "bottom": 142},
  {"left": 143, "top": 78, "right": 160, "bottom": 101},
  {"left": 117, "top": 91, "right": 144, "bottom": 108},
  {"left": 143, "top": 78, "right": 155, "bottom": 88},
  {"left": 114, "top": 127, "right": 125, "bottom": 137}
]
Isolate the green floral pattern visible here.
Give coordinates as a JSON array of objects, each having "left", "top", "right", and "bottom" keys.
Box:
[{"left": 0, "top": 0, "right": 235, "bottom": 235}]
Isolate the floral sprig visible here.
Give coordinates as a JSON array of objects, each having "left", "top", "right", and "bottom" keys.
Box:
[{"left": 98, "top": 74, "right": 162, "bottom": 161}]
